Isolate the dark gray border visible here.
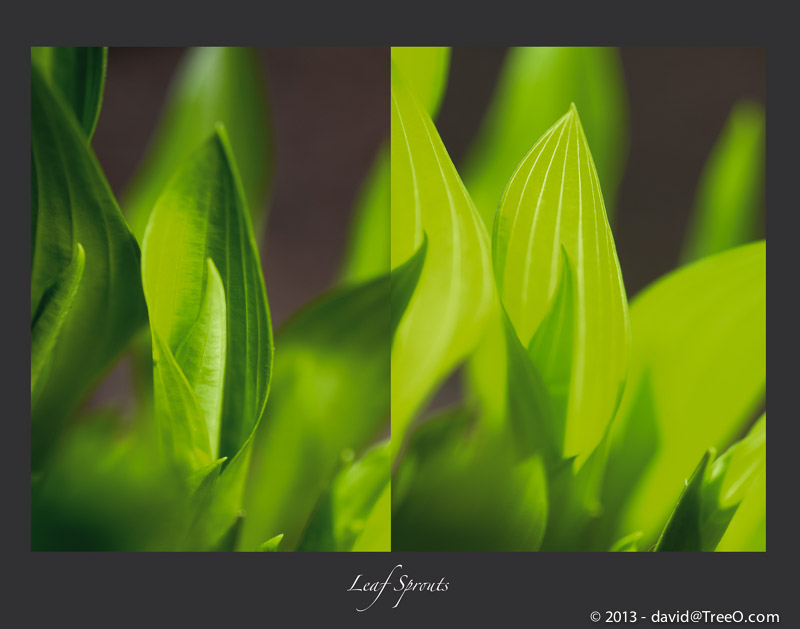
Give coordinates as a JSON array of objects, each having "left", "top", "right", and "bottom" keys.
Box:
[{"left": 10, "top": 2, "right": 794, "bottom": 624}]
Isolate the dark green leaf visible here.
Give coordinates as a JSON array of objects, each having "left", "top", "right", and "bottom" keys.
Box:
[
  {"left": 31, "top": 46, "right": 107, "bottom": 138},
  {"left": 31, "top": 66, "right": 147, "bottom": 467}
]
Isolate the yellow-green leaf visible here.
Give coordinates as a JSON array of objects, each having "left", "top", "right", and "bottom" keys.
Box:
[
  {"left": 681, "top": 102, "right": 765, "bottom": 263},
  {"left": 493, "top": 104, "right": 630, "bottom": 462},
  {"left": 391, "top": 47, "right": 451, "bottom": 119},
  {"left": 390, "top": 60, "right": 493, "bottom": 461}
]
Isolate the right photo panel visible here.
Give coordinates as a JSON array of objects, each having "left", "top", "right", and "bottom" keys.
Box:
[{"left": 390, "top": 47, "right": 766, "bottom": 552}]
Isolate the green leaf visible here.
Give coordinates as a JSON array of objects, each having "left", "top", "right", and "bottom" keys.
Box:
[
  {"left": 31, "top": 242, "right": 85, "bottom": 405},
  {"left": 492, "top": 104, "right": 630, "bottom": 462},
  {"left": 681, "top": 102, "right": 765, "bottom": 264},
  {"left": 141, "top": 126, "right": 273, "bottom": 465},
  {"left": 391, "top": 47, "right": 451, "bottom": 119},
  {"left": 392, "top": 407, "right": 548, "bottom": 551},
  {"left": 612, "top": 241, "right": 765, "bottom": 544},
  {"left": 172, "top": 259, "right": 227, "bottom": 459},
  {"left": 297, "top": 441, "right": 390, "bottom": 552},
  {"left": 125, "top": 47, "right": 273, "bottom": 241},
  {"left": 654, "top": 415, "right": 765, "bottom": 552},
  {"left": 390, "top": 232, "right": 427, "bottom": 338},
  {"left": 31, "top": 46, "right": 107, "bottom": 139},
  {"left": 527, "top": 246, "right": 575, "bottom": 434},
  {"left": 151, "top": 330, "right": 212, "bottom": 475},
  {"left": 32, "top": 410, "right": 189, "bottom": 551},
  {"left": 339, "top": 145, "right": 390, "bottom": 283},
  {"left": 258, "top": 534, "right": 284, "bottom": 552},
  {"left": 390, "top": 60, "right": 494, "bottom": 461},
  {"left": 31, "top": 66, "right": 147, "bottom": 467},
  {"left": 239, "top": 274, "right": 390, "bottom": 551},
  {"left": 610, "top": 531, "right": 642, "bottom": 552},
  {"left": 463, "top": 47, "right": 628, "bottom": 228}
]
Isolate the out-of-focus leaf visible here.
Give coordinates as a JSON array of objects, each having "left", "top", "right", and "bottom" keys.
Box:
[
  {"left": 32, "top": 410, "right": 189, "bottom": 551},
  {"left": 392, "top": 407, "right": 548, "bottom": 551},
  {"left": 31, "top": 242, "right": 85, "bottom": 404},
  {"left": 610, "top": 531, "right": 642, "bottom": 552},
  {"left": 391, "top": 47, "right": 451, "bottom": 119},
  {"left": 654, "top": 415, "right": 765, "bottom": 552},
  {"left": 352, "top": 483, "right": 391, "bottom": 552},
  {"left": 614, "top": 241, "right": 765, "bottom": 544},
  {"left": 142, "top": 127, "right": 273, "bottom": 464},
  {"left": 717, "top": 466, "right": 766, "bottom": 552},
  {"left": 125, "top": 47, "right": 273, "bottom": 240},
  {"left": 681, "top": 102, "right": 765, "bottom": 264},
  {"left": 31, "top": 66, "right": 147, "bottom": 468},
  {"left": 239, "top": 275, "right": 390, "bottom": 551},
  {"left": 390, "top": 233, "right": 427, "bottom": 338},
  {"left": 463, "top": 47, "right": 628, "bottom": 228},
  {"left": 390, "top": 61, "right": 493, "bottom": 461},
  {"left": 31, "top": 46, "right": 107, "bottom": 138},
  {"left": 258, "top": 534, "right": 284, "bottom": 552},
  {"left": 339, "top": 145, "right": 390, "bottom": 283},
  {"left": 297, "top": 441, "right": 390, "bottom": 552},
  {"left": 492, "top": 104, "right": 630, "bottom": 462}
]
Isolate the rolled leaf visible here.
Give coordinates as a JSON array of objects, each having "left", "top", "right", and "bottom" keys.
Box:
[
  {"left": 31, "top": 46, "right": 107, "bottom": 138},
  {"left": 125, "top": 47, "right": 273, "bottom": 240},
  {"left": 463, "top": 47, "right": 628, "bottom": 228},
  {"left": 141, "top": 126, "right": 273, "bottom": 464},
  {"left": 31, "top": 66, "right": 147, "bottom": 467},
  {"left": 493, "top": 104, "right": 630, "bottom": 462},
  {"left": 390, "top": 60, "right": 494, "bottom": 461}
]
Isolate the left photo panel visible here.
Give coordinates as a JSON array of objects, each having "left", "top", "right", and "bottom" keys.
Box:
[{"left": 30, "top": 46, "right": 390, "bottom": 551}]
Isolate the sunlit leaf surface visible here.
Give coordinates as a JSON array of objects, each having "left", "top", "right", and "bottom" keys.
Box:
[
  {"left": 391, "top": 47, "right": 451, "bottom": 119},
  {"left": 611, "top": 241, "right": 765, "bottom": 544},
  {"left": 493, "top": 104, "right": 630, "bottom": 461},
  {"left": 463, "top": 47, "right": 628, "bottom": 228},
  {"left": 654, "top": 415, "right": 765, "bottom": 552},
  {"left": 391, "top": 61, "right": 493, "bottom": 460}
]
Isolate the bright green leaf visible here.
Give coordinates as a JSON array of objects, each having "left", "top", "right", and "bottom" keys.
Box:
[
  {"left": 390, "top": 232, "right": 427, "bottom": 338},
  {"left": 390, "top": 61, "right": 494, "bottom": 461},
  {"left": 141, "top": 126, "right": 273, "bottom": 464},
  {"left": 31, "top": 46, "right": 107, "bottom": 139},
  {"left": 613, "top": 241, "right": 765, "bottom": 544},
  {"left": 239, "top": 274, "right": 390, "bottom": 551},
  {"left": 681, "top": 102, "right": 765, "bottom": 264},
  {"left": 31, "top": 66, "right": 147, "bottom": 467},
  {"left": 258, "top": 534, "right": 284, "bottom": 552},
  {"left": 125, "top": 47, "right": 273, "bottom": 240},
  {"left": 391, "top": 47, "right": 451, "bottom": 119},
  {"left": 463, "top": 47, "right": 628, "bottom": 228},
  {"left": 493, "top": 104, "right": 630, "bottom": 462},
  {"left": 654, "top": 415, "right": 765, "bottom": 552},
  {"left": 610, "top": 531, "right": 642, "bottom": 552}
]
